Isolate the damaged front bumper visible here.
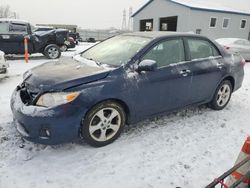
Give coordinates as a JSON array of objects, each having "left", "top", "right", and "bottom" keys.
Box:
[{"left": 10, "top": 88, "right": 87, "bottom": 145}]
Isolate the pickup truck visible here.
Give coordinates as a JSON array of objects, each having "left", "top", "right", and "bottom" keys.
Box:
[{"left": 0, "top": 19, "right": 68, "bottom": 59}]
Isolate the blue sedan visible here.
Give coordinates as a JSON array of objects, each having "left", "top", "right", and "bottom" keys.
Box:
[{"left": 11, "top": 32, "right": 245, "bottom": 147}]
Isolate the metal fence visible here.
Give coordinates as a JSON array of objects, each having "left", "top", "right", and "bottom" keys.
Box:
[
  {"left": 206, "top": 156, "right": 250, "bottom": 188},
  {"left": 78, "top": 29, "right": 130, "bottom": 41}
]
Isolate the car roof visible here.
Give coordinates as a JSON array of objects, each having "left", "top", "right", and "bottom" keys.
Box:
[
  {"left": 122, "top": 31, "right": 204, "bottom": 39},
  {"left": 0, "top": 18, "right": 29, "bottom": 24}
]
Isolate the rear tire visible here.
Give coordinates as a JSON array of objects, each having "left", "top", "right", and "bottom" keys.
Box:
[
  {"left": 81, "top": 101, "right": 126, "bottom": 147},
  {"left": 44, "top": 44, "right": 61, "bottom": 59},
  {"left": 209, "top": 80, "right": 232, "bottom": 110}
]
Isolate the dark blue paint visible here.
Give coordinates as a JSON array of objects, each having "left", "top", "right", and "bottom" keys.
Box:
[{"left": 11, "top": 33, "right": 244, "bottom": 145}]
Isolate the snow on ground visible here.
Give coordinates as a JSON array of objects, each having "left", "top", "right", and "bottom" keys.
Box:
[{"left": 0, "top": 43, "right": 249, "bottom": 188}]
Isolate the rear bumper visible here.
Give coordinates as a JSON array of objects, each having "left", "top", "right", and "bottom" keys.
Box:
[{"left": 10, "top": 88, "right": 87, "bottom": 145}]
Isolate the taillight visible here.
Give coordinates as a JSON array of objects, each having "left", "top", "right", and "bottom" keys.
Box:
[
  {"left": 241, "top": 59, "right": 246, "bottom": 66},
  {"left": 224, "top": 45, "right": 230, "bottom": 50}
]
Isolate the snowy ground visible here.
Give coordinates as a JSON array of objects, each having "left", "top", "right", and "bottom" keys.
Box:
[{"left": 0, "top": 43, "right": 249, "bottom": 188}]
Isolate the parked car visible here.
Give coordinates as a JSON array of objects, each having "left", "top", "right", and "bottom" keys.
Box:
[
  {"left": 0, "top": 19, "right": 68, "bottom": 59},
  {"left": 0, "top": 50, "right": 9, "bottom": 74},
  {"left": 216, "top": 38, "right": 250, "bottom": 62},
  {"left": 69, "top": 32, "right": 80, "bottom": 45},
  {"left": 11, "top": 32, "right": 245, "bottom": 147},
  {"left": 86, "top": 37, "right": 96, "bottom": 43},
  {"left": 34, "top": 27, "right": 76, "bottom": 52},
  {"left": 60, "top": 36, "right": 76, "bottom": 52}
]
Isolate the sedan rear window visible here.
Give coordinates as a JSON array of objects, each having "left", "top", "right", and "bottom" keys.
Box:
[{"left": 81, "top": 35, "right": 151, "bottom": 66}]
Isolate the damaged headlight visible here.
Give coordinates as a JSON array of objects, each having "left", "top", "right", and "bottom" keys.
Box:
[{"left": 36, "top": 92, "right": 80, "bottom": 108}]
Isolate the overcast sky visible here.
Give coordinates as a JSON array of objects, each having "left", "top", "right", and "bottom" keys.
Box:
[{"left": 1, "top": 0, "right": 147, "bottom": 29}]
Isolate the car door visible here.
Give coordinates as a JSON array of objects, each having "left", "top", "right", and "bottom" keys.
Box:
[
  {"left": 181, "top": 37, "right": 225, "bottom": 104},
  {"left": 133, "top": 38, "right": 193, "bottom": 118},
  {"left": 8, "top": 22, "right": 30, "bottom": 54}
]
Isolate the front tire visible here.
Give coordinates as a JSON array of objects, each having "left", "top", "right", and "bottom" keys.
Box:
[
  {"left": 81, "top": 101, "right": 126, "bottom": 147},
  {"left": 44, "top": 44, "right": 61, "bottom": 59},
  {"left": 209, "top": 80, "right": 232, "bottom": 110}
]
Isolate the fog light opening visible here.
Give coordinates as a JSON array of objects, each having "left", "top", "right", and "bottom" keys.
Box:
[{"left": 40, "top": 128, "right": 50, "bottom": 139}]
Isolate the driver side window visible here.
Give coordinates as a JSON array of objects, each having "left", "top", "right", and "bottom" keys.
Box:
[{"left": 142, "top": 39, "right": 185, "bottom": 68}]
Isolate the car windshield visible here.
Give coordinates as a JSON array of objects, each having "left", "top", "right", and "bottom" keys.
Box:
[{"left": 81, "top": 35, "right": 151, "bottom": 66}]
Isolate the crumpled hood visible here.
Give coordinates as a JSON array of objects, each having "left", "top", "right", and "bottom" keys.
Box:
[
  {"left": 24, "top": 57, "right": 111, "bottom": 92},
  {"left": 34, "top": 29, "right": 55, "bottom": 37}
]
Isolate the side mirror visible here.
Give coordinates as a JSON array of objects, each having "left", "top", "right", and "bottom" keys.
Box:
[{"left": 137, "top": 59, "right": 157, "bottom": 72}]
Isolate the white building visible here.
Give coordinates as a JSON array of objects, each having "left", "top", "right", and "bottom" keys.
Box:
[{"left": 132, "top": 0, "right": 250, "bottom": 40}]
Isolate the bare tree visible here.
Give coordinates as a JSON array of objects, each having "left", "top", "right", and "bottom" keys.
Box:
[{"left": 0, "top": 5, "right": 18, "bottom": 18}]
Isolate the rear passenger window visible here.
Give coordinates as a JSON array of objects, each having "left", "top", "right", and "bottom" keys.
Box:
[
  {"left": 187, "top": 39, "right": 220, "bottom": 60},
  {"left": 142, "top": 39, "right": 185, "bottom": 68},
  {"left": 9, "top": 23, "right": 28, "bottom": 34}
]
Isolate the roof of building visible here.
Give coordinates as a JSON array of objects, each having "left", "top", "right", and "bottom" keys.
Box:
[{"left": 132, "top": 0, "right": 250, "bottom": 17}]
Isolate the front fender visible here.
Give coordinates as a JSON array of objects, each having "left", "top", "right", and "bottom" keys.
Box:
[{"left": 65, "top": 75, "right": 137, "bottom": 124}]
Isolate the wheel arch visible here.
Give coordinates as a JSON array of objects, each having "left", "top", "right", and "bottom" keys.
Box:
[
  {"left": 222, "top": 75, "right": 235, "bottom": 91},
  {"left": 208, "top": 75, "right": 235, "bottom": 103}
]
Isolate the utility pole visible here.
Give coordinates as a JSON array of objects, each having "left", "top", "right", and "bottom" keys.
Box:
[
  {"left": 13, "top": 12, "right": 17, "bottom": 19},
  {"left": 128, "top": 7, "right": 133, "bottom": 31},
  {"left": 122, "top": 9, "right": 127, "bottom": 30}
]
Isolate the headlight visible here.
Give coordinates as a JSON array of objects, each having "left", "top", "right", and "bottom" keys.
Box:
[{"left": 36, "top": 92, "right": 80, "bottom": 107}]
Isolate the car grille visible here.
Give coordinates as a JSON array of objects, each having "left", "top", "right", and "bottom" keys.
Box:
[{"left": 19, "top": 82, "right": 40, "bottom": 105}]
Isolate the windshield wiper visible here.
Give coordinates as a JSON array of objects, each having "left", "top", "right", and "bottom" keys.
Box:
[{"left": 86, "top": 57, "right": 102, "bottom": 66}]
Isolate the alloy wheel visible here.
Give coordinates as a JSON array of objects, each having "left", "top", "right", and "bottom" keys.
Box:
[
  {"left": 216, "top": 84, "right": 231, "bottom": 107},
  {"left": 48, "top": 47, "right": 59, "bottom": 59},
  {"left": 89, "top": 107, "right": 121, "bottom": 142}
]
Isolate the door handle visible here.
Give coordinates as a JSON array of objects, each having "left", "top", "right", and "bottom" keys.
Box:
[
  {"left": 180, "top": 69, "right": 191, "bottom": 77},
  {"left": 217, "top": 62, "right": 224, "bottom": 69}
]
